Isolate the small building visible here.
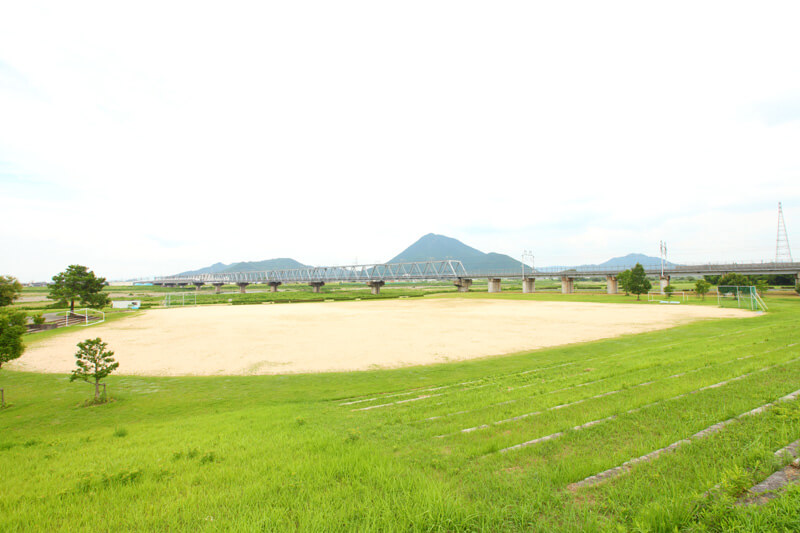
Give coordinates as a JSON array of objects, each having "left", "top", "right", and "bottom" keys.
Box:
[{"left": 112, "top": 300, "right": 141, "bottom": 310}]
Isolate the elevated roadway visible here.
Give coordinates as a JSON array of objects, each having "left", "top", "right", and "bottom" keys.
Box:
[{"left": 143, "top": 260, "right": 800, "bottom": 296}]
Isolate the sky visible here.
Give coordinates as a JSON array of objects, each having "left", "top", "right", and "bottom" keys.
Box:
[{"left": 2, "top": 1, "right": 799, "bottom": 281}]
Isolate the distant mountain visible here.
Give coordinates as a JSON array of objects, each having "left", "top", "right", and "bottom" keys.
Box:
[
  {"left": 592, "top": 253, "right": 676, "bottom": 269},
  {"left": 388, "top": 233, "right": 528, "bottom": 273},
  {"left": 177, "top": 258, "right": 308, "bottom": 276}
]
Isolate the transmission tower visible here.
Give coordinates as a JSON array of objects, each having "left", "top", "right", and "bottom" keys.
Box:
[{"left": 776, "top": 202, "right": 793, "bottom": 262}]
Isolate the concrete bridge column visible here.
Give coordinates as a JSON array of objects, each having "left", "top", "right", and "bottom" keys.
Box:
[
  {"left": 268, "top": 282, "right": 282, "bottom": 293},
  {"left": 213, "top": 283, "right": 224, "bottom": 294},
  {"left": 606, "top": 275, "right": 618, "bottom": 294},
  {"left": 561, "top": 276, "right": 574, "bottom": 294},
  {"left": 522, "top": 277, "right": 535, "bottom": 293},
  {"left": 488, "top": 278, "right": 502, "bottom": 293},
  {"left": 367, "top": 281, "right": 385, "bottom": 295},
  {"left": 454, "top": 278, "right": 472, "bottom": 292},
  {"left": 193, "top": 282, "right": 204, "bottom": 291},
  {"left": 309, "top": 282, "right": 325, "bottom": 293},
  {"left": 660, "top": 275, "right": 670, "bottom": 295},
  {"left": 237, "top": 282, "right": 250, "bottom": 294}
]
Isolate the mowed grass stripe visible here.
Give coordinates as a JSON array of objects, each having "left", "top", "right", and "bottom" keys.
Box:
[
  {"left": 442, "top": 345, "right": 800, "bottom": 437},
  {"left": 480, "top": 356, "right": 800, "bottom": 492},
  {"left": 452, "top": 354, "right": 800, "bottom": 455},
  {"left": 568, "top": 387, "right": 800, "bottom": 490},
  {"left": 497, "top": 356, "right": 800, "bottom": 452}
]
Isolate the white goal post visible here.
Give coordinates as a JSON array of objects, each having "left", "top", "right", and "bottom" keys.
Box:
[
  {"left": 163, "top": 292, "right": 197, "bottom": 307},
  {"left": 65, "top": 308, "right": 105, "bottom": 326},
  {"left": 717, "top": 286, "right": 768, "bottom": 311},
  {"left": 647, "top": 291, "right": 688, "bottom": 303}
]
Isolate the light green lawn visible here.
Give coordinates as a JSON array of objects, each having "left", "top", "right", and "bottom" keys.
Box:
[{"left": 1, "top": 295, "right": 799, "bottom": 531}]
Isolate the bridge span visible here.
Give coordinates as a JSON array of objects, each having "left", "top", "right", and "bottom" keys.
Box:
[{"left": 143, "top": 259, "right": 800, "bottom": 296}]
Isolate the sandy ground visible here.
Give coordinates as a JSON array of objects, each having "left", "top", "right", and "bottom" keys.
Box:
[{"left": 13, "top": 299, "right": 752, "bottom": 376}]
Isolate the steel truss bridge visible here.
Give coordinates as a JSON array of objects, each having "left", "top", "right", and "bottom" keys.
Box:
[{"left": 151, "top": 260, "right": 469, "bottom": 285}]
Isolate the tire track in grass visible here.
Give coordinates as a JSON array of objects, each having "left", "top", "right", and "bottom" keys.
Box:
[
  {"left": 336, "top": 322, "right": 779, "bottom": 405},
  {"left": 417, "top": 330, "right": 793, "bottom": 418},
  {"left": 425, "top": 344, "right": 791, "bottom": 425},
  {"left": 351, "top": 394, "right": 444, "bottom": 411},
  {"left": 737, "top": 439, "right": 800, "bottom": 506},
  {"left": 566, "top": 387, "right": 800, "bottom": 490},
  {"left": 495, "top": 354, "right": 800, "bottom": 453}
]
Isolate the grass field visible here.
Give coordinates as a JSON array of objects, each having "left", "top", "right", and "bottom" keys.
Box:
[{"left": 2, "top": 295, "right": 800, "bottom": 531}]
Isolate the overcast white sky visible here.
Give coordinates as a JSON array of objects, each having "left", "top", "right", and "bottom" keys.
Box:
[{"left": 2, "top": 1, "right": 799, "bottom": 281}]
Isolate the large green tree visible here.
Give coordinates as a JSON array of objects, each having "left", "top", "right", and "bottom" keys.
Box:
[
  {"left": 0, "top": 309, "right": 26, "bottom": 370},
  {"left": 694, "top": 279, "right": 711, "bottom": 300},
  {"left": 48, "top": 265, "right": 109, "bottom": 313},
  {"left": 0, "top": 275, "right": 23, "bottom": 307},
  {"left": 628, "top": 263, "right": 652, "bottom": 300},
  {"left": 717, "top": 272, "right": 753, "bottom": 287}
]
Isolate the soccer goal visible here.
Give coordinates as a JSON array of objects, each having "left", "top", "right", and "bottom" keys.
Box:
[
  {"left": 64, "top": 308, "right": 105, "bottom": 326},
  {"left": 717, "top": 286, "right": 768, "bottom": 311},
  {"left": 163, "top": 292, "right": 197, "bottom": 307},
  {"left": 647, "top": 291, "right": 688, "bottom": 303}
]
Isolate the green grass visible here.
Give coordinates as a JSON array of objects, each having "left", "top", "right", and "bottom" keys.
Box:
[{"left": 1, "top": 296, "right": 799, "bottom": 530}]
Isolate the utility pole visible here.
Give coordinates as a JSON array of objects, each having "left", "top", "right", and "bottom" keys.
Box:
[{"left": 776, "top": 202, "right": 793, "bottom": 262}]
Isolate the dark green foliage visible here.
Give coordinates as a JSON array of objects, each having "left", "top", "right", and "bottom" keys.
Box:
[
  {"left": 70, "top": 338, "right": 119, "bottom": 401},
  {"left": 628, "top": 263, "right": 652, "bottom": 300},
  {"left": 617, "top": 270, "right": 632, "bottom": 296},
  {"left": 695, "top": 279, "right": 711, "bottom": 300},
  {"left": 717, "top": 272, "right": 754, "bottom": 287},
  {"left": 0, "top": 309, "right": 26, "bottom": 369},
  {"left": 48, "top": 265, "right": 110, "bottom": 313},
  {"left": 0, "top": 276, "right": 23, "bottom": 307},
  {"left": 31, "top": 313, "right": 45, "bottom": 326}
]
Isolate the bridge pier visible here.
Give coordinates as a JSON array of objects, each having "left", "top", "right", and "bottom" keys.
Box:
[
  {"left": 237, "top": 282, "right": 250, "bottom": 294},
  {"left": 606, "top": 275, "right": 618, "bottom": 294},
  {"left": 454, "top": 278, "right": 472, "bottom": 292},
  {"left": 522, "top": 277, "right": 535, "bottom": 293},
  {"left": 193, "top": 282, "right": 204, "bottom": 291},
  {"left": 561, "top": 276, "right": 574, "bottom": 294},
  {"left": 367, "top": 281, "right": 385, "bottom": 295},
  {"left": 309, "top": 282, "right": 325, "bottom": 293},
  {"left": 488, "top": 278, "right": 502, "bottom": 293},
  {"left": 177, "top": 282, "right": 189, "bottom": 288},
  {"left": 212, "top": 282, "right": 224, "bottom": 294},
  {"left": 660, "top": 275, "right": 670, "bottom": 295},
  {"left": 268, "top": 281, "right": 282, "bottom": 293}
]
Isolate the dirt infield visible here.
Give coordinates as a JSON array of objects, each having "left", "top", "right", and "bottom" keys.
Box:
[{"left": 13, "top": 299, "right": 752, "bottom": 376}]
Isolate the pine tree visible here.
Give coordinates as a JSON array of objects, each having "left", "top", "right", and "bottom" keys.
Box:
[{"left": 70, "top": 338, "right": 119, "bottom": 401}]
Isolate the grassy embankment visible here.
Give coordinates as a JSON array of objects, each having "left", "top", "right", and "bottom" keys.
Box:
[{"left": 2, "top": 295, "right": 800, "bottom": 530}]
